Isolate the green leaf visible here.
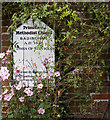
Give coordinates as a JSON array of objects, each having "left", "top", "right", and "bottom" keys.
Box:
[{"left": 8, "top": 114, "right": 14, "bottom": 118}]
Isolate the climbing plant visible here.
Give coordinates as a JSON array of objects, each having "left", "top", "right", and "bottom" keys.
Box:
[{"left": 1, "top": 2, "right": 110, "bottom": 119}]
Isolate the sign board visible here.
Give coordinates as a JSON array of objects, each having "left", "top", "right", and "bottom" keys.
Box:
[{"left": 13, "top": 18, "right": 55, "bottom": 87}]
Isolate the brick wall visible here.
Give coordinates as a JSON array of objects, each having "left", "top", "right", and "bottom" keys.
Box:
[
  {"left": 1, "top": 19, "right": 11, "bottom": 118},
  {"left": 57, "top": 3, "right": 110, "bottom": 119},
  {"left": 1, "top": 2, "right": 110, "bottom": 119}
]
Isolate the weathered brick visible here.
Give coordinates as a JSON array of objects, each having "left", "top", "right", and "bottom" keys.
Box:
[
  {"left": 2, "top": 34, "right": 10, "bottom": 41},
  {"left": 103, "top": 81, "right": 110, "bottom": 86},
  {"left": 92, "top": 94, "right": 110, "bottom": 99},
  {"left": 2, "top": 19, "right": 11, "bottom": 26},
  {"left": 1, "top": 40, "right": 11, "bottom": 46},
  {"left": 108, "top": 86, "right": 110, "bottom": 93},
  {"left": 97, "top": 113, "right": 104, "bottom": 119},
  {"left": 70, "top": 106, "right": 80, "bottom": 113},
  {"left": 97, "top": 101, "right": 108, "bottom": 113},
  {"left": 99, "top": 86, "right": 108, "bottom": 93},
  {"left": 2, "top": 26, "right": 8, "bottom": 33}
]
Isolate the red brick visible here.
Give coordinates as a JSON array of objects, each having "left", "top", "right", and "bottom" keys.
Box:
[
  {"left": 2, "top": 19, "right": 11, "bottom": 26},
  {"left": 69, "top": 113, "right": 83, "bottom": 118},
  {"left": 99, "top": 86, "right": 108, "bottom": 93},
  {"left": 83, "top": 113, "right": 98, "bottom": 118},
  {"left": 73, "top": 113, "right": 99, "bottom": 119},
  {"left": 74, "top": 99, "right": 86, "bottom": 106},
  {"left": 2, "top": 34, "right": 10, "bottom": 40},
  {"left": 66, "top": 48, "right": 74, "bottom": 53},
  {"left": 100, "top": 73, "right": 107, "bottom": 80},
  {"left": 70, "top": 106, "right": 80, "bottom": 113},
  {"left": 97, "top": 101, "right": 108, "bottom": 113},
  {"left": 1, "top": 40, "right": 11, "bottom": 46},
  {"left": 69, "top": 101, "right": 75, "bottom": 106},
  {"left": 108, "top": 86, "right": 110, "bottom": 93},
  {"left": 80, "top": 106, "right": 92, "bottom": 113},
  {"left": 103, "top": 81, "right": 110, "bottom": 86},
  {"left": 97, "top": 113, "right": 103, "bottom": 119},
  {"left": 2, "top": 26, "right": 8, "bottom": 33},
  {"left": 92, "top": 94, "right": 110, "bottom": 99}
]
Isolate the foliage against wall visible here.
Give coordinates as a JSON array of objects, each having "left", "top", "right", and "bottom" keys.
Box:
[{"left": 2, "top": 2, "right": 110, "bottom": 119}]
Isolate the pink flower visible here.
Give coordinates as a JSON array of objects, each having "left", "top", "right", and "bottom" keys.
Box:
[
  {"left": 15, "top": 69, "right": 20, "bottom": 73},
  {"left": 4, "top": 94, "right": 12, "bottom": 101},
  {"left": 45, "top": 58, "right": 48, "bottom": 61},
  {"left": 41, "top": 73, "right": 47, "bottom": 79},
  {"left": 37, "top": 84, "right": 43, "bottom": 89},
  {"left": 37, "top": 91, "right": 40, "bottom": 94},
  {"left": 47, "top": 73, "right": 50, "bottom": 77},
  {"left": 1, "top": 67, "right": 9, "bottom": 73},
  {"left": 0, "top": 53, "right": 5, "bottom": 58},
  {"left": 19, "top": 97, "right": 24, "bottom": 102},
  {"left": 6, "top": 61, "right": 10, "bottom": 64},
  {"left": 73, "top": 69, "right": 79, "bottom": 75},
  {"left": 1, "top": 72, "right": 10, "bottom": 81},
  {"left": 9, "top": 93, "right": 14, "bottom": 97},
  {"left": 38, "top": 108, "right": 45, "bottom": 115},
  {"left": 16, "top": 76, "right": 22, "bottom": 81},
  {"left": 7, "top": 50, "right": 11, "bottom": 53},
  {"left": 43, "top": 62, "right": 47, "bottom": 66},
  {"left": 54, "top": 71, "right": 60, "bottom": 77},
  {"left": 27, "top": 91, "right": 33, "bottom": 96},
  {"left": 48, "top": 69, "right": 52, "bottom": 73},
  {"left": 2, "top": 61, "right": 5, "bottom": 64},
  {"left": 46, "top": 93, "right": 50, "bottom": 97},
  {"left": 4, "top": 102, "right": 8, "bottom": 106},
  {"left": 6, "top": 50, "right": 11, "bottom": 56},
  {"left": 10, "top": 88, "right": 14, "bottom": 96},
  {"left": 16, "top": 84, "right": 22, "bottom": 90},
  {"left": 47, "top": 73, "right": 51, "bottom": 79},
  {"left": 48, "top": 57, "right": 52, "bottom": 62},
  {"left": 3, "top": 58, "right": 6, "bottom": 61},
  {"left": 0, "top": 95, "right": 2, "bottom": 101},
  {"left": 0, "top": 67, "right": 10, "bottom": 81},
  {"left": 37, "top": 77, "right": 41, "bottom": 81},
  {"left": 11, "top": 85, "right": 16, "bottom": 88},
  {"left": 37, "top": 77, "right": 42, "bottom": 83},
  {"left": 0, "top": 67, "right": 9, "bottom": 76},
  {"left": 33, "top": 62, "right": 37, "bottom": 67},
  {"left": 24, "top": 88, "right": 30, "bottom": 94},
  {"left": 29, "top": 86, "right": 33, "bottom": 90}
]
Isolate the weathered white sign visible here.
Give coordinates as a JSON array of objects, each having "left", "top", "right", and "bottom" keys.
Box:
[{"left": 13, "top": 18, "right": 55, "bottom": 86}]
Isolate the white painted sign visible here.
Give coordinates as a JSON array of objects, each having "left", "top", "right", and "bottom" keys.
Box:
[{"left": 13, "top": 18, "right": 55, "bottom": 87}]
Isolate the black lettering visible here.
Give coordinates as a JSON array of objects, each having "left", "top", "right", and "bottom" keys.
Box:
[
  {"left": 28, "top": 47, "right": 33, "bottom": 50},
  {"left": 23, "top": 26, "right": 27, "bottom": 29}
]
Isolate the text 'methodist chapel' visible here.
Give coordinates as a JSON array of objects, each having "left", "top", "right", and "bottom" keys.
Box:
[{"left": 13, "top": 18, "right": 55, "bottom": 87}]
